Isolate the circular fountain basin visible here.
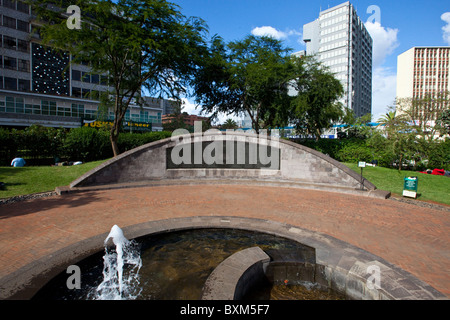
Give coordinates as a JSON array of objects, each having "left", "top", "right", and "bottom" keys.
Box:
[
  {"left": 33, "top": 228, "right": 344, "bottom": 300},
  {"left": 6, "top": 217, "right": 445, "bottom": 300}
]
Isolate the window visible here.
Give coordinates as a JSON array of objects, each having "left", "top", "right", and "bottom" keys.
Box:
[
  {"left": 4, "top": 56, "right": 17, "bottom": 70},
  {"left": 25, "top": 104, "right": 33, "bottom": 114},
  {"left": 0, "top": 76, "right": 3, "bottom": 90},
  {"left": 17, "top": 1, "right": 29, "bottom": 14},
  {"left": 17, "top": 39, "right": 28, "bottom": 52},
  {"left": 32, "top": 104, "right": 41, "bottom": 115},
  {"left": 3, "top": 0, "right": 16, "bottom": 9},
  {"left": 100, "top": 75, "right": 108, "bottom": 85},
  {"left": 3, "top": 35, "right": 16, "bottom": 50},
  {"left": 15, "top": 98, "right": 24, "bottom": 114},
  {"left": 72, "top": 87, "right": 82, "bottom": 98},
  {"left": 82, "top": 88, "right": 91, "bottom": 99},
  {"left": 72, "top": 70, "right": 81, "bottom": 81},
  {"left": 3, "top": 16, "right": 16, "bottom": 29},
  {"left": 82, "top": 72, "right": 90, "bottom": 83},
  {"left": 6, "top": 96, "right": 15, "bottom": 112},
  {"left": 57, "top": 105, "right": 71, "bottom": 117},
  {"left": 49, "top": 101, "right": 57, "bottom": 116},
  {"left": 17, "top": 20, "right": 29, "bottom": 32},
  {"left": 18, "top": 59, "right": 29, "bottom": 72},
  {"left": 71, "top": 104, "right": 85, "bottom": 117},
  {"left": 18, "top": 79, "right": 30, "bottom": 92},
  {"left": 91, "top": 74, "right": 99, "bottom": 84}
]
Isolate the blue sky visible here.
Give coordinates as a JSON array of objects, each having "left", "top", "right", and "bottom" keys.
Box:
[{"left": 171, "top": 0, "right": 450, "bottom": 122}]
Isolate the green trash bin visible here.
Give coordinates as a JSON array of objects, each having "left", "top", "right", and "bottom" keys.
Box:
[{"left": 403, "top": 176, "right": 418, "bottom": 199}]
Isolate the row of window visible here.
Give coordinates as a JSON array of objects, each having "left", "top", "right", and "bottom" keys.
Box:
[
  {"left": 1, "top": 15, "right": 29, "bottom": 32},
  {"left": 71, "top": 87, "right": 103, "bottom": 100},
  {"left": 72, "top": 70, "right": 108, "bottom": 85},
  {"left": 0, "top": 97, "right": 85, "bottom": 117},
  {"left": 0, "top": 55, "right": 30, "bottom": 72},
  {"left": 0, "top": 96, "right": 162, "bottom": 124},
  {"left": 1, "top": 34, "right": 29, "bottom": 52},
  {"left": 320, "top": 32, "right": 348, "bottom": 44},
  {"left": 0, "top": 76, "right": 30, "bottom": 91},
  {"left": 1, "top": 0, "right": 29, "bottom": 14},
  {"left": 415, "top": 49, "right": 450, "bottom": 58}
]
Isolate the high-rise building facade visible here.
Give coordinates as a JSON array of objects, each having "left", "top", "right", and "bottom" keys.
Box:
[
  {"left": 397, "top": 47, "right": 450, "bottom": 101},
  {"left": 0, "top": 0, "right": 173, "bottom": 131},
  {"left": 303, "top": 1, "right": 373, "bottom": 118}
]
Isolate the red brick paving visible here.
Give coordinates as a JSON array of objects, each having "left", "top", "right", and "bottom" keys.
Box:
[{"left": 0, "top": 185, "right": 449, "bottom": 297}]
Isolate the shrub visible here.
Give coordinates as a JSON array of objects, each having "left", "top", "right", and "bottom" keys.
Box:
[
  {"left": 336, "top": 141, "right": 373, "bottom": 163},
  {"left": 64, "top": 127, "right": 112, "bottom": 162},
  {"left": 0, "top": 127, "right": 18, "bottom": 166},
  {"left": 427, "top": 139, "right": 450, "bottom": 170},
  {"left": 117, "top": 131, "right": 172, "bottom": 153}
]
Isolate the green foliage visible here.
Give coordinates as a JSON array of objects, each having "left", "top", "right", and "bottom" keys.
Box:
[
  {"left": 336, "top": 141, "right": 373, "bottom": 163},
  {"left": 0, "top": 127, "right": 172, "bottom": 165},
  {"left": 0, "top": 128, "right": 18, "bottom": 165},
  {"left": 0, "top": 160, "right": 107, "bottom": 199},
  {"left": 117, "top": 131, "right": 172, "bottom": 152},
  {"left": 28, "top": 0, "right": 209, "bottom": 156},
  {"left": 427, "top": 139, "right": 450, "bottom": 171},
  {"left": 64, "top": 127, "right": 111, "bottom": 162},
  {"left": 289, "top": 56, "right": 345, "bottom": 140},
  {"left": 193, "top": 35, "right": 295, "bottom": 131},
  {"left": 438, "top": 109, "right": 450, "bottom": 135},
  {"left": 344, "top": 162, "right": 450, "bottom": 206}
]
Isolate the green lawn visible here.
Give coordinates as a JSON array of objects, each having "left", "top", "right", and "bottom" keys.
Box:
[
  {"left": 1, "top": 159, "right": 448, "bottom": 206},
  {"left": 0, "top": 160, "right": 107, "bottom": 199},
  {"left": 344, "top": 163, "right": 450, "bottom": 206}
]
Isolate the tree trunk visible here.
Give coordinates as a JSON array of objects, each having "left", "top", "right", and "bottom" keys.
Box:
[
  {"left": 398, "top": 154, "right": 403, "bottom": 172},
  {"left": 110, "top": 126, "right": 120, "bottom": 157}
]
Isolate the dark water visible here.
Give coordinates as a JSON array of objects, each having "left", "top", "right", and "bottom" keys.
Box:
[{"left": 32, "top": 228, "right": 344, "bottom": 300}]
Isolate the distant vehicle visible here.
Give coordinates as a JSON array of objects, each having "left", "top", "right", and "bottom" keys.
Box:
[{"left": 420, "top": 168, "right": 447, "bottom": 176}]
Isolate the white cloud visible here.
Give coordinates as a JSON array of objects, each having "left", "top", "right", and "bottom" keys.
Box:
[
  {"left": 365, "top": 21, "right": 399, "bottom": 68},
  {"left": 372, "top": 67, "right": 397, "bottom": 121},
  {"left": 364, "top": 21, "right": 399, "bottom": 120},
  {"left": 441, "top": 12, "right": 450, "bottom": 45},
  {"left": 251, "top": 26, "right": 287, "bottom": 40}
]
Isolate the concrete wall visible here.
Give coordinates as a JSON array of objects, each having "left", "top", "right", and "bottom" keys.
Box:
[{"left": 69, "top": 131, "right": 387, "bottom": 197}]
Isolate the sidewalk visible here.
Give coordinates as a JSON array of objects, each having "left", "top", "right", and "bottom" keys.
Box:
[{"left": 0, "top": 184, "right": 449, "bottom": 298}]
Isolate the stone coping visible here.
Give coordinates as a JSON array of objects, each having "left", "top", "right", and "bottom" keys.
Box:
[
  {"left": 57, "top": 178, "right": 391, "bottom": 199},
  {"left": 0, "top": 216, "right": 446, "bottom": 300},
  {"left": 202, "top": 247, "right": 271, "bottom": 300}
]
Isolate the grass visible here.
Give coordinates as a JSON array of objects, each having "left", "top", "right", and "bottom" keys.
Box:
[
  {"left": 0, "top": 160, "right": 107, "bottom": 199},
  {"left": 1, "top": 159, "right": 448, "bottom": 206},
  {"left": 344, "top": 162, "right": 450, "bottom": 206}
]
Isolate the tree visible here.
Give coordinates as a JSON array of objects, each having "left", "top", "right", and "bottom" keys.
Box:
[
  {"left": 29, "top": 0, "right": 208, "bottom": 156},
  {"left": 288, "top": 56, "right": 345, "bottom": 141},
  {"left": 192, "top": 35, "right": 294, "bottom": 132},
  {"left": 221, "top": 119, "right": 238, "bottom": 130},
  {"left": 377, "top": 107, "right": 417, "bottom": 171},
  {"left": 396, "top": 91, "right": 449, "bottom": 141},
  {"left": 437, "top": 108, "right": 450, "bottom": 136}
]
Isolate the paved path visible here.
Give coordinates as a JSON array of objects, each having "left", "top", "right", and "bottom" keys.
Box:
[{"left": 0, "top": 185, "right": 449, "bottom": 298}]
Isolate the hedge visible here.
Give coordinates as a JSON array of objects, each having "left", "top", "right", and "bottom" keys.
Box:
[{"left": 0, "top": 125, "right": 172, "bottom": 166}]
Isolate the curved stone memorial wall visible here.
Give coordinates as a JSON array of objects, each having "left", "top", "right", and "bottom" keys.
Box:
[{"left": 67, "top": 131, "right": 390, "bottom": 198}]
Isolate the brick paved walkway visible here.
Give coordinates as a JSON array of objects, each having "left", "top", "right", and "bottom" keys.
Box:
[{"left": 0, "top": 185, "right": 449, "bottom": 298}]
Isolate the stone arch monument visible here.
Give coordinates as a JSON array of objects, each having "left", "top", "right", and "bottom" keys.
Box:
[{"left": 66, "top": 131, "right": 390, "bottom": 199}]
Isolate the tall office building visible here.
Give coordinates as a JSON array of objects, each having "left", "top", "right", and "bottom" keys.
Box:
[
  {"left": 303, "top": 1, "right": 373, "bottom": 118},
  {"left": 397, "top": 47, "right": 450, "bottom": 101},
  {"left": 0, "top": 0, "right": 174, "bottom": 131}
]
